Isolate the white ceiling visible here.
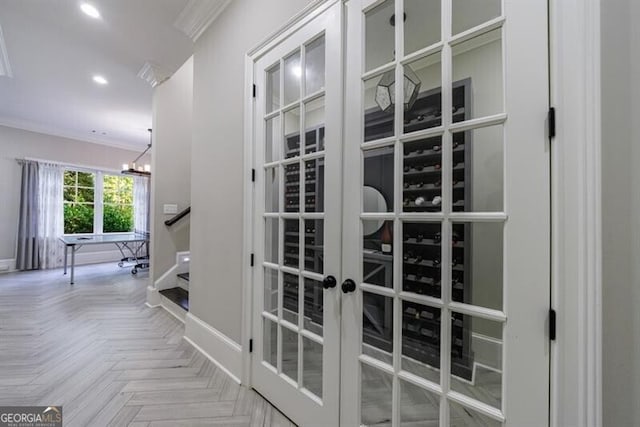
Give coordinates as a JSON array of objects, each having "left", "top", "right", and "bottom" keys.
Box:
[{"left": 0, "top": 0, "right": 197, "bottom": 149}]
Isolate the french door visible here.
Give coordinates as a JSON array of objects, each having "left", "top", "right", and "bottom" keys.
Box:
[
  {"left": 251, "top": 0, "right": 550, "bottom": 426},
  {"left": 340, "top": 0, "right": 549, "bottom": 426},
  {"left": 251, "top": 2, "right": 343, "bottom": 426}
]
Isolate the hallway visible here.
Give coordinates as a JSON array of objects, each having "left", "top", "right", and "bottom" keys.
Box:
[{"left": 0, "top": 264, "right": 294, "bottom": 427}]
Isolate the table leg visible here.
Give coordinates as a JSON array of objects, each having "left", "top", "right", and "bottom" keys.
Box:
[
  {"left": 70, "top": 246, "right": 75, "bottom": 285},
  {"left": 64, "top": 245, "right": 68, "bottom": 275}
]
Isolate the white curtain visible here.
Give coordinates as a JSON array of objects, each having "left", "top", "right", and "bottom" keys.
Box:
[
  {"left": 133, "top": 176, "right": 150, "bottom": 234},
  {"left": 37, "top": 162, "right": 64, "bottom": 269}
]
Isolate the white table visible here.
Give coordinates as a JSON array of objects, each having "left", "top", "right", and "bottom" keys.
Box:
[{"left": 59, "top": 233, "right": 149, "bottom": 284}]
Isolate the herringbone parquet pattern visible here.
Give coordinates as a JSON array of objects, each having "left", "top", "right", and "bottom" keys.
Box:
[{"left": 0, "top": 264, "right": 295, "bottom": 427}]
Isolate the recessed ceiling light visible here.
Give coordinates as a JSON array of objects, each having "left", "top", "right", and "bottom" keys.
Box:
[
  {"left": 80, "top": 3, "right": 101, "bottom": 19},
  {"left": 92, "top": 75, "right": 108, "bottom": 85}
]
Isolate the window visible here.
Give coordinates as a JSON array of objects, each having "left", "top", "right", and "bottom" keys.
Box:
[
  {"left": 103, "top": 175, "right": 134, "bottom": 233},
  {"left": 63, "top": 169, "right": 134, "bottom": 235},
  {"left": 63, "top": 170, "right": 95, "bottom": 234}
]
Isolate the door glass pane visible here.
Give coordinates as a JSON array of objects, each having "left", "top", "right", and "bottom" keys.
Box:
[
  {"left": 304, "top": 219, "right": 323, "bottom": 274},
  {"left": 283, "top": 219, "right": 299, "bottom": 268},
  {"left": 263, "top": 317, "right": 278, "bottom": 368},
  {"left": 452, "top": 28, "right": 503, "bottom": 120},
  {"left": 364, "top": 146, "right": 394, "bottom": 212},
  {"left": 451, "top": 222, "right": 503, "bottom": 311},
  {"left": 284, "top": 50, "right": 301, "bottom": 105},
  {"left": 453, "top": 125, "right": 503, "bottom": 212},
  {"left": 266, "top": 63, "right": 280, "bottom": 114},
  {"left": 452, "top": 0, "right": 501, "bottom": 35},
  {"left": 265, "top": 218, "right": 279, "bottom": 264},
  {"left": 404, "top": 0, "right": 441, "bottom": 56},
  {"left": 451, "top": 313, "right": 503, "bottom": 409},
  {"left": 450, "top": 400, "right": 501, "bottom": 427},
  {"left": 402, "top": 301, "right": 440, "bottom": 384},
  {"left": 265, "top": 167, "right": 279, "bottom": 212},
  {"left": 304, "top": 97, "right": 325, "bottom": 153},
  {"left": 403, "top": 137, "right": 442, "bottom": 213},
  {"left": 284, "top": 163, "right": 300, "bottom": 212},
  {"left": 305, "top": 36, "right": 326, "bottom": 94},
  {"left": 365, "top": 0, "right": 395, "bottom": 72},
  {"left": 361, "top": 363, "right": 393, "bottom": 426},
  {"left": 304, "top": 278, "right": 323, "bottom": 336},
  {"left": 402, "top": 222, "right": 441, "bottom": 298},
  {"left": 282, "top": 326, "right": 299, "bottom": 382},
  {"left": 363, "top": 220, "right": 394, "bottom": 289},
  {"left": 362, "top": 292, "right": 393, "bottom": 364},
  {"left": 404, "top": 53, "right": 442, "bottom": 133},
  {"left": 364, "top": 75, "right": 395, "bottom": 142},
  {"left": 283, "top": 273, "right": 299, "bottom": 324},
  {"left": 266, "top": 116, "right": 281, "bottom": 163},
  {"left": 400, "top": 379, "right": 440, "bottom": 426},
  {"left": 264, "top": 268, "right": 278, "bottom": 316},
  {"left": 305, "top": 159, "right": 324, "bottom": 213},
  {"left": 285, "top": 107, "right": 301, "bottom": 158},
  {"left": 303, "top": 337, "right": 323, "bottom": 399}
]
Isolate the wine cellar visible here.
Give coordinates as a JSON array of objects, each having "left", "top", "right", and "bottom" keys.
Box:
[{"left": 362, "top": 79, "right": 475, "bottom": 380}]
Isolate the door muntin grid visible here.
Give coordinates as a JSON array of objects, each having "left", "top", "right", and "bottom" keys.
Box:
[
  {"left": 357, "top": 1, "right": 508, "bottom": 425},
  {"left": 260, "top": 33, "right": 328, "bottom": 402}
]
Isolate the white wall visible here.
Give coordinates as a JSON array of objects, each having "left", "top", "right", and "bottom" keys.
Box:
[
  {"left": 190, "top": 0, "right": 313, "bottom": 343},
  {"left": 151, "top": 57, "right": 193, "bottom": 282},
  {"left": 0, "top": 125, "right": 148, "bottom": 267},
  {"left": 601, "top": 0, "right": 640, "bottom": 425}
]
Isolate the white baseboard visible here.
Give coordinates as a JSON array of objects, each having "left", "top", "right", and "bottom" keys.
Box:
[
  {"left": 154, "top": 251, "right": 190, "bottom": 292},
  {"left": 0, "top": 258, "right": 16, "bottom": 274},
  {"left": 146, "top": 285, "right": 161, "bottom": 307},
  {"left": 160, "top": 294, "right": 187, "bottom": 323},
  {"left": 471, "top": 332, "right": 502, "bottom": 372},
  {"left": 184, "top": 312, "right": 242, "bottom": 384}
]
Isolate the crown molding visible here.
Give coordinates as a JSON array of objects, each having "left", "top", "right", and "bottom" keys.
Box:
[
  {"left": 0, "top": 24, "right": 13, "bottom": 78},
  {"left": 0, "top": 117, "right": 145, "bottom": 152},
  {"left": 137, "top": 61, "right": 170, "bottom": 88},
  {"left": 173, "top": 0, "right": 233, "bottom": 42}
]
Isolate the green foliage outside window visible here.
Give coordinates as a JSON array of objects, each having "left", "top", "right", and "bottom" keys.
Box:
[{"left": 63, "top": 171, "right": 134, "bottom": 234}]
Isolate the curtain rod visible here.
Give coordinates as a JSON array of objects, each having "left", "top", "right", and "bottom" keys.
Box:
[{"left": 16, "top": 157, "right": 122, "bottom": 174}]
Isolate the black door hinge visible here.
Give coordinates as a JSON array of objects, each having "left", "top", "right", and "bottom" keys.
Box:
[
  {"left": 252, "top": 84, "right": 257, "bottom": 98},
  {"left": 549, "top": 309, "right": 556, "bottom": 341},
  {"left": 249, "top": 339, "right": 254, "bottom": 353},
  {"left": 252, "top": 168, "right": 256, "bottom": 182},
  {"left": 250, "top": 253, "right": 254, "bottom": 267},
  {"left": 548, "top": 107, "right": 556, "bottom": 139}
]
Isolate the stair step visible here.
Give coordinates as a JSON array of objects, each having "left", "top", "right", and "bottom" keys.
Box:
[
  {"left": 177, "top": 272, "right": 190, "bottom": 282},
  {"left": 159, "top": 287, "right": 189, "bottom": 311}
]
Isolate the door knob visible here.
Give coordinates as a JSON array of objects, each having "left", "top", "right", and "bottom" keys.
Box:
[
  {"left": 323, "top": 275, "right": 337, "bottom": 289},
  {"left": 341, "top": 279, "right": 356, "bottom": 293}
]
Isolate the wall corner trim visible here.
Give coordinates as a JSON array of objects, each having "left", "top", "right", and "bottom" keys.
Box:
[
  {"left": 0, "top": 259, "right": 16, "bottom": 274},
  {"left": 173, "top": 0, "right": 233, "bottom": 43},
  {"left": 550, "top": 0, "right": 602, "bottom": 425},
  {"left": 184, "top": 312, "right": 243, "bottom": 384}
]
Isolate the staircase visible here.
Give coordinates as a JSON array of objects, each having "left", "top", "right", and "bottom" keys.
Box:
[{"left": 160, "top": 272, "right": 189, "bottom": 310}]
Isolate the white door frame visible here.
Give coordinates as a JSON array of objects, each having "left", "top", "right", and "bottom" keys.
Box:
[{"left": 241, "top": 1, "right": 603, "bottom": 426}]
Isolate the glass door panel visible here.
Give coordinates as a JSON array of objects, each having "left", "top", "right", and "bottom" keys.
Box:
[
  {"left": 343, "top": 0, "right": 550, "bottom": 426},
  {"left": 251, "top": 3, "right": 342, "bottom": 426}
]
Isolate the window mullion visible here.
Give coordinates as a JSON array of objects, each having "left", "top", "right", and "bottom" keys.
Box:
[{"left": 95, "top": 172, "right": 104, "bottom": 234}]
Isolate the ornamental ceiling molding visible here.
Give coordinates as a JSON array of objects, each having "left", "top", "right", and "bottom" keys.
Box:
[
  {"left": 137, "top": 61, "right": 170, "bottom": 88},
  {"left": 0, "top": 24, "right": 13, "bottom": 78},
  {"left": 173, "top": 0, "right": 233, "bottom": 42}
]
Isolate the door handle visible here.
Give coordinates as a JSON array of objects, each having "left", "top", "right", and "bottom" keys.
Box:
[
  {"left": 341, "top": 279, "right": 356, "bottom": 293},
  {"left": 323, "top": 275, "right": 337, "bottom": 289}
]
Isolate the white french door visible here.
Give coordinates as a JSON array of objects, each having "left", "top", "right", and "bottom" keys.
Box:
[
  {"left": 251, "top": 0, "right": 550, "bottom": 426},
  {"left": 250, "top": 2, "right": 343, "bottom": 426},
  {"left": 340, "top": 0, "right": 550, "bottom": 426}
]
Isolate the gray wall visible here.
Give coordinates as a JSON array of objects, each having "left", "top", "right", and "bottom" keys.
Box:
[
  {"left": 190, "top": 0, "right": 313, "bottom": 342},
  {"left": 601, "top": 0, "right": 640, "bottom": 425},
  {"left": 151, "top": 57, "right": 193, "bottom": 282},
  {"left": 0, "top": 125, "right": 148, "bottom": 262}
]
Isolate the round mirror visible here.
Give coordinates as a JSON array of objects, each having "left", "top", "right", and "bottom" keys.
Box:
[{"left": 363, "top": 186, "right": 387, "bottom": 236}]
